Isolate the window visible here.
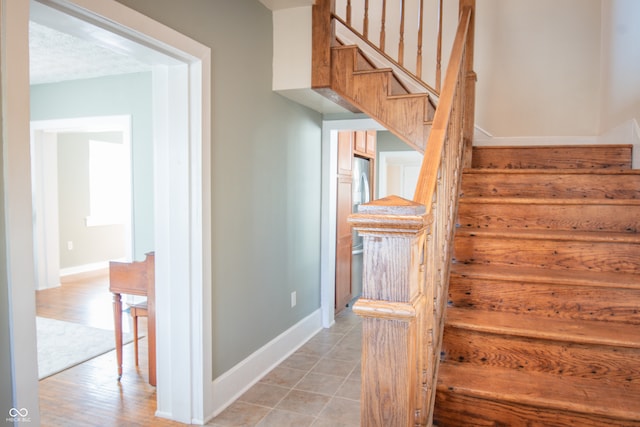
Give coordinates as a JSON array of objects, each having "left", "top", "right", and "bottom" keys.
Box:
[{"left": 86, "top": 138, "right": 129, "bottom": 226}]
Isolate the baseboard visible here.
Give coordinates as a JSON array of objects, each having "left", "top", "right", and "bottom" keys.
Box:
[
  {"left": 205, "top": 308, "right": 323, "bottom": 422},
  {"left": 59, "top": 262, "right": 110, "bottom": 280},
  {"left": 598, "top": 119, "right": 640, "bottom": 168},
  {"left": 473, "top": 133, "right": 599, "bottom": 147}
]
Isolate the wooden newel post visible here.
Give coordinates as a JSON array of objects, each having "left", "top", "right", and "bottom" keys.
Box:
[{"left": 350, "top": 195, "right": 431, "bottom": 427}]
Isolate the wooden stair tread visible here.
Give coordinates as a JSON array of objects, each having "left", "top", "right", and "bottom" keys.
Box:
[
  {"left": 455, "top": 227, "right": 640, "bottom": 243},
  {"left": 460, "top": 196, "right": 640, "bottom": 206},
  {"left": 437, "top": 362, "right": 640, "bottom": 421},
  {"left": 446, "top": 307, "right": 640, "bottom": 348},
  {"left": 450, "top": 263, "right": 640, "bottom": 290}
]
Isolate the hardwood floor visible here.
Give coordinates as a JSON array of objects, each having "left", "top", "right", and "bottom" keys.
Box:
[{"left": 36, "top": 271, "right": 188, "bottom": 426}]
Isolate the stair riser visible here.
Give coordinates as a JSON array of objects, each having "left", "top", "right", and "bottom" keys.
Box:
[
  {"left": 433, "top": 391, "right": 640, "bottom": 427},
  {"left": 454, "top": 236, "right": 640, "bottom": 274},
  {"left": 441, "top": 327, "right": 640, "bottom": 380},
  {"left": 448, "top": 277, "right": 640, "bottom": 324},
  {"left": 458, "top": 202, "right": 640, "bottom": 233},
  {"left": 350, "top": 74, "right": 430, "bottom": 144},
  {"left": 461, "top": 173, "right": 640, "bottom": 199},
  {"left": 471, "top": 146, "right": 633, "bottom": 169},
  {"left": 331, "top": 46, "right": 431, "bottom": 151}
]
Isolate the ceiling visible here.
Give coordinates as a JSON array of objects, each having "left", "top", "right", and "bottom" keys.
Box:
[{"left": 29, "top": 20, "right": 151, "bottom": 86}]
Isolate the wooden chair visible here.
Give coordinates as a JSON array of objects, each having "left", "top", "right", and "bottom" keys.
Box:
[
  {"left": 109, "top": 252, "right": 156, "bottom": 386},
  {"left": 128, "top": 300, "right": 148, "bottom": 366}
]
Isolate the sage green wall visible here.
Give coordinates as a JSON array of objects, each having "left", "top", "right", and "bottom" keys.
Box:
[
  {"left": 114, "top": 0, "right": 323, "bottom": 377},
  {"left": 30, "top": 72, "right": 154, "bottom": 262},
  {"left": 57, "top": 132, "right": 126, "bottom": 268},
  {"left": 376, "top": 130, "right": 414, "bottom": 153}
]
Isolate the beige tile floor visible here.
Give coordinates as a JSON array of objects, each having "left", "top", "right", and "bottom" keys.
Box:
[{"left": 208, "top": 308, "right": 362, "bottom": 427}]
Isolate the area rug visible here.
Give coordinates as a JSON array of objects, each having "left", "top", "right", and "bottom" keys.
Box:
[{"left": 37, "top": 316, "right": 133, "bottom": 379}]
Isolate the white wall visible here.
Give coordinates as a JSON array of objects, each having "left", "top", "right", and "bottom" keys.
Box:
[
  {"left": 474, "top": 0, "right": 602, "bottom": 137},
  {"left": 599, "top": 0, "right": 640, "bottom": 133}
]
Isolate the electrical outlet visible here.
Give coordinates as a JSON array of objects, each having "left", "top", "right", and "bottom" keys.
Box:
[{"left": 291, "top": 291, "right": 297, "bottom": 308}]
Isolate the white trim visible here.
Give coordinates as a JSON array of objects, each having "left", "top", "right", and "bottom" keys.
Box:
[
  {"left": 320, "top": 118, "right": 385, "bottom": 328},
  {"left": 207, "top": 309, "right": 322, "bottom": 421},
  {"left": 2, "top": 1, "right": 41, "bottom": 422},
  {"left": 598, "top": 119, "right": 640, "bottom": 169},
  {"left": 30, "top": 115, "right": 134, "bottom": 292},
  {"left": 59, "top": 261, "right": 113, "bottom": 277}
]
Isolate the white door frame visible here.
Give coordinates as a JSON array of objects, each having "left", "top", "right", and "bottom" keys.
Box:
[
  {"left": 31, "top": 115, "right": 134, "bottom": 289},
  {"left": 2, "top": 0, "right": 212, "bottom": 424},
  {"left": 320, "top": 118, "right": 384, "bottom": 328}
]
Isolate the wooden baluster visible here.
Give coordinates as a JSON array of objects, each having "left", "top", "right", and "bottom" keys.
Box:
[
  {"left": 436, "top": 0, "right": 443, "bottom": 92},
  {"left": 460, "top": 0, "right": 476, "bottom": 168},
  {"left": 346, "top": 0, "right": 351, "bottom": 26},
  {"left": 380, "top": 0, "right": 386, "bottom": 51},
  {"left": 351, "top": 196, "right": 430, "bottom": 427},
  {"left": 363, "top": 0, "right": 369, "bottom": 39},
  {"left": 398, "top": 0, "right": 405, "bottom": 66},
  {"left": 416, "top": 0, "right": 424, "bottom": 79}
]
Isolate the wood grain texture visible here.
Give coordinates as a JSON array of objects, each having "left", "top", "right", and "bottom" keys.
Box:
[
  {"left": 330, "top": 45, "right": 433, "bottom": 152},
  {"left": 361, "top": 317, "right": 418, "bottom": 427},
  {"left": 458, "top": 199, "right": 640, "bottom": 233},
  {"left": 448, "top": 276, "right": 640, "bottom": 324},
  {"left": 471, "top": 145, "right": 633, "bottom": 169},
  {"left": 434, "top": 391, "right": 640, "bottom": 427},
  {"left": 437, "top": 363, "right": 640, "bottom": 423},
  {"left": 461, "top": 169, "right": 640, "bottom": 199},
  {"left": 438, "top": 143, "right": 640, "bottom": 425},
  {"left": 454, "top": 232, "right": 640, "bottom": 273},
  {"left": 442, "top": 326, "right": 640, "bottom": 380}
]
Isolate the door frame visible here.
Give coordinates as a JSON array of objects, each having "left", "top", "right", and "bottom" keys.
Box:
[
  {"left": 31, "top": 115, "right": 134, "bottom": 289},
  {"left": 320, "top": 118, "right": 384, "bottom": 327},
  {"left": 2, "top": 0, "right": 212, "bottom": 423}
]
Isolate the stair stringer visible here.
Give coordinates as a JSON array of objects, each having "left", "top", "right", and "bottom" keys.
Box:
[{"left": 330, "top": 44, "right": 434, "bottom": 153}]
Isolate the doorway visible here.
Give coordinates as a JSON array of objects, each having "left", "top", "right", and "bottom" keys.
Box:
[
  {"left": 31, "top": 116, "right": 134, "bottom": 290},
  {"left": 320, "top": 119, "right": 385, "bottom": 327},
  {"left": 2, "top": 0, "right": 211, "bottom": 424}
]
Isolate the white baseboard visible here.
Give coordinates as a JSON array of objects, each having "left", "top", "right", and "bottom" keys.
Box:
[
  {"left": 59, "top": 261, "right": 110, "bottom": 278},
  {"left": 205, "top": 308, "right": 323, "bottom": 422}
]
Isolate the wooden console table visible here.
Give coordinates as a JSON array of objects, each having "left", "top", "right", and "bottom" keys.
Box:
[{"left": 109, "top": 252, "right": 156, "bottom": 386}]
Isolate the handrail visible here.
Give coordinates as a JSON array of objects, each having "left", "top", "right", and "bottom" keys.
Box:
[
  {"left": 414, "top": 6, "right": 472, "bottom": 205},
  {"left": 333, "top": 0, "right": 443, "bottom": 96},
  {"left": 348, "top": 1, "right": 476, "bottom": 425},
  {"left": 332, "top": 14, "right": 438, "bottom": 96}
]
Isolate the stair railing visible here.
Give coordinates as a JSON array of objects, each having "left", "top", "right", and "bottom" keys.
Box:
[
  {"left": 313, "top": 0, "right": 444, "bottom": 96},
  {"left": 348, "top": 1, "right": 476, "bottom": 425}
]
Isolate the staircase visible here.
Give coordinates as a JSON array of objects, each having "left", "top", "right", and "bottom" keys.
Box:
[
  {"left": 435, "top": 145, "right": 640, "bottom": 426},
  {"left": 327, "top": 44, "right": 436, "bottom": 153}
]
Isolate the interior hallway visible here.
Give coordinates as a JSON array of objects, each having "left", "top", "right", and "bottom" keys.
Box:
[{"left": 36, "top": 273, "right": 362, "bottom": 426}]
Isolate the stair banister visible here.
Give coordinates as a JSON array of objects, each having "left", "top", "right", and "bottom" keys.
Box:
[
  {"left": 350, "top": 2, "right": 476, "bottom": 426},
  {"left": 313, "top": 0, "right": 443, "bottom": 97}
]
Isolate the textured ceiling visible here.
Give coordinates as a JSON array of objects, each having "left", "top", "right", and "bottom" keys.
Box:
[{"left": 29, "top": 21, "right": 151, "bottom": 86}]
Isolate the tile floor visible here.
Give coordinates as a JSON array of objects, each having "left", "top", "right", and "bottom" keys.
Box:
[{"left": 208, "top": 308, "right": 362, "bottom": 427}]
